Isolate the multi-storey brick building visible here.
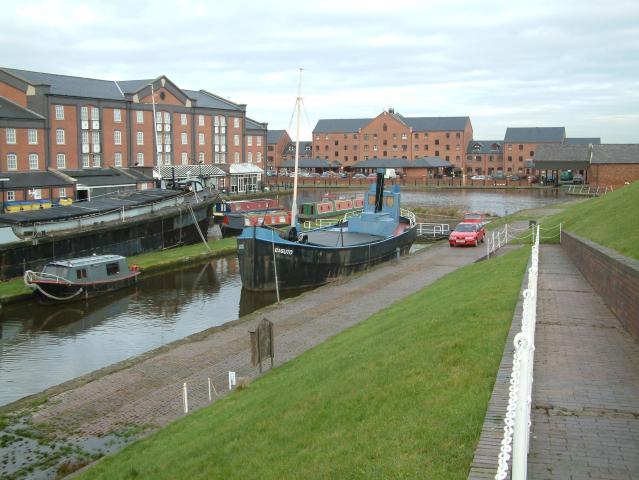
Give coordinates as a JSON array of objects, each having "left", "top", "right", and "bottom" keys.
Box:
[
  {"left": 466, "top": 140, "right": 504, "bottom": 176},
  {"left": 503, "top": 127, "right": 565, "bottom": 175},
  {"left": 0, "top": 67, "right": 265, "bottom": 203},
  {"left": 312, "top": 109, "right": 473, "bottom": 172},
  {"left": 281, "top": 141, "right": 313, "bottom": 165},
  {"left": 266, "top": 130, "right": 291, "bottom": 171}
]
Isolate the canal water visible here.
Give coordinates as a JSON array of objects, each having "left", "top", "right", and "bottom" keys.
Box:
[{"left": 0, "top": 189, "right": 566, "bottom": 407}]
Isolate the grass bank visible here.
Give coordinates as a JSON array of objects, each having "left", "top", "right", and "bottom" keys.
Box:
[
  {"left": 79, "top": 246, "right": 530, "bottom": 480},
  {"left": 0, "top": 237, "right": 238, "bottom": 305}
]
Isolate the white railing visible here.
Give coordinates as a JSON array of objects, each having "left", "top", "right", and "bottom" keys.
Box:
[
  {"left": 495, "top": 225, "right": 540, "bottom": 480},
  {"left": 416, "top": 223, "right": 450, "bottom": 238},
  {"left": 400, "top": 208, "right": 416, "bottom": 227},
  {"left": 487, "top": 223, "right": 562, "bottom": 258},
  {"left": 566, "top": 184, "right": 614, "bottom": 196}
]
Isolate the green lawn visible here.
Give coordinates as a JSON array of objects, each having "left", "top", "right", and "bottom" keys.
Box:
[
  {"left": 79, "top": 247, "right": 530, "bottom": 480},
  {"left": 538, "top": 181, "right": 639, "bottom": 259}
]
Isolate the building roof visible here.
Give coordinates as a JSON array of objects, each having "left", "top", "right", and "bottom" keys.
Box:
[
  {"left": 267, "top": 129, "right": 289, "bottom": 144},
  {"left": 467, "top": 140, "right": 504, "bottom": 154},
  {"left": 313, "top": 118, "right": 372, "bottom": 133},
  {"left": 1, "top": 172, "right": 74, "bottom": 189},
  {"left": 282, "top": 141, "right": 312, "bottom": 155},
  {"left": 280, "top": 157, "right": 336, "bottom": 169},
  {"left": 116, "top": 79, "right": 154, "bottom": 94},
  {"left": 183, "top": 89, "right": 243, "bottom": 111},
  {"left": 157, "top": 165, "right": 226, "bottom": 178},
  {"left": 564, "top": 137, "right": 601, "bottom": 145},
  {"left": 504, "top": 127, "right": 566, "bottom": 143},
  {"left": 0, "top": 96, "right": 45, "bottom": 120},
  {"left": 64, "top": 168, "right": 138, "bottom": 187},
  {"left": 592, "top": 144, "right": 639, "bottom": 164},
  {"left": 352, "top": 157, "right": 451, "bottom": 169},
  {"left": 229, "top": 163, "right": 263, "bottom": 174},
  {"left": 3, "top": 68, "right": 125, "bottom": 100},
  {"left": 245, "top": 117, "right": 267, "bottom": 131}
]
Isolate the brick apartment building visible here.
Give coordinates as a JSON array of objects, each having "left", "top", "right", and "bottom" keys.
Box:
[
  {"left": 0, "top": 67, "right": 266, "bottom": 204},
  {"left": 281, "top": 141, "right": 313, "bottom": 166},
  {"left": 312, "top": 109, "right": 473, "bottom": 172},
  {"left": 465, "top": 140, "right": 504, "bottom": 176},
  {"left": 503, "top": 127, "right": 566, "bottom": 175},
  {"left": 266, "top": 129, "right": 291, "bottom": 171}
]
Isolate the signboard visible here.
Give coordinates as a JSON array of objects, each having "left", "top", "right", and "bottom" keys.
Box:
[{"left": 250, "top": 318, "right": 274, "bottom": 373}]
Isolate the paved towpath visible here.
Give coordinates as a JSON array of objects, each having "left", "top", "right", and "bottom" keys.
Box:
[
  {"left": 528, "top": 245, "right": 639, "bottom": 479},
  {"left": 29, "top": 238, "right": 490, "bottom": 438}
]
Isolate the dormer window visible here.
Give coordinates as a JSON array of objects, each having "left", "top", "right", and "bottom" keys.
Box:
[
  {"left": 472, "top": 143, "right": 482, "bottom": 151},
  {"left": 491, "top": 143, "right": 501, "bottom": 151}
]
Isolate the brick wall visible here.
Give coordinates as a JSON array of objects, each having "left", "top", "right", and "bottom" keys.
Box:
[
  {"left": 589, "top": 164, "right": 639, "bottom": 189},
  {"left": 562, "top": 232, "right": 639, "bottom": 339}
]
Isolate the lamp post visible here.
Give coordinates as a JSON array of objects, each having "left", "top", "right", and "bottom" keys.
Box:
[{"left": 0, "top": 178, "right": 9, "bottom": 214}]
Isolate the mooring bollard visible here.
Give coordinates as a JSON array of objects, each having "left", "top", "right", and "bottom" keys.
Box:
[{"left": 183, "top": 382, "right": 189, "bottom": 414}]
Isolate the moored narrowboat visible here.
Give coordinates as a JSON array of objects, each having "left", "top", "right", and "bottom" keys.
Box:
[
  {"left": 297, "top": 196, "right": 365, "bottom": 222},
  {"left": 24, "top": 255, "right": 140, "bottom": 303}
]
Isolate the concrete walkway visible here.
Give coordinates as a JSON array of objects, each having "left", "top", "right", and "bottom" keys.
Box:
[
  {"left": 28, "top": 240, "right": 488, "bottom": 439},
  {"left": 528, "top": 245, "right": 639, "bottom": 479}
]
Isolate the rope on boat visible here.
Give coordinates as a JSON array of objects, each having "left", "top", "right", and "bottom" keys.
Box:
[
  {"left": 188, "top": 204, "right": 211, "bottom": 251},
  {"left": 23, "top": 270, "right": 84, "bottom": 301},
  {"left": 34, "top": 283, "right": 84, "bottom": 302}
]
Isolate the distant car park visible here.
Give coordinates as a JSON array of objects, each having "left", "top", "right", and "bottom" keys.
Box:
[{"left": 352, "top": 173, "right": 366, "bottom": 179}]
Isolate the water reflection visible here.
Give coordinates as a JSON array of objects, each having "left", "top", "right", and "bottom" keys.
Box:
[{"left": 0, "top": 255, "right": 285, "bottom": 407}]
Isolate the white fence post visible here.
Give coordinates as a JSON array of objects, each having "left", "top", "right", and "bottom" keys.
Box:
[{"left": 183, "top": 382, "right": 189, "bottom": 414}]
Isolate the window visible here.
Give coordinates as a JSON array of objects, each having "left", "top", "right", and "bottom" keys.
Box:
[
  {"left": 55, "top": 105, "right": 64, "bottom": 120},
  {"left": 92, "top": 131, "right": 100, "bottom": 145},
  {"left": 179, "top": 152, "right": 186, "bottom": 165},
  {"left": 373, "top": 145, "right": 378, "bottom": 151},
  {"left": 29, "top": 153, "right": 38, "bottom": 170},
  {"left": 456, "top": 132, "right": 461, "bottom": 139},
  {"left": 56, "top": 129, "right": 65, "bottom": 145},
  {"left": 91, "top": 107, "right": 99, "bottom": 120},
  {"left": 383, "top": 123, "right": 387, "bottom": 132},
  {"left": 508, "top": 156, "right": 513, "bottom": 162},
  {"left": 435, "top": 150, "right": 439, "bottom": 156},
  {"left": 198, "top": 133, "right": 205, "bottom": 145},
  {"left": 434, "top": 139, "right": 439, "bottom": 145},
  {"left": 247, "top": 136, "right": 252, "bottom": 146},
  {"left": 136, "top": 152, "right": 144, "bottom": 165},
  {"left": 446, "top": 132, "right": 450, "bottom": 139},
  {"left": 106, "top": 263, "right": 120, "bottom": 276},
  {"left": 6, "top": 128, "right": 16, "bottom": 144},
  {"left": 256, "top": 136, "right": 261, "bottom": 146},
  {"left": 56, "top": 153, "right": 66, "bottom": 168},
  {"left": 446, "top": 145, "right": 450, "bottom": 151},
  {"left": 114, "top": 109, "right": 121, "bottom": 122},
  {"left": 163, "top": 111, "right": 170, "bottom": 124},
  {"left": 234, "top": 134, "right": 239, "bottom": 146},
  {"left": 383, "top": 139, "right": 387, "bottom": 146},
  {"left": 401, "top": 133, "right": 407, "bottom": 140},
  {"left": 136, "top": 111, "right": 144, "bottom": 123},
  {"left": 114, "top": 152, "right": 122, "bottom": 167},
  {"left": 59, "top": 187, "right": 67, "bottom": 198},
  {"left": 82, "top": 154, "right": 90, "bottom": 168},
  {"left": 81, "top": 106, "right": 89, "bottom": 121},
  {"left": 93, "top": 154, "right": 101, "bottom": 167},
  {"left": 248, "top": 152, "right": 253, "bottom": 163},
  {"left": 529, "top": 151, "right": 534, "bottom": 157},
  {"left": 7, "top": 154, "right": 17, "bottom": 170},
  {"left": 234, "top": 117, "right": 239, "bottom": 128},
  {"left": 257, "top": 152, "right": 262, "bottom": 163},
  {"left": 364, "top": 134, "right": 369, "bottom": 140},
  {"left": 7, "top": 191, "right": 15, "bottom": 201},
  {"left": 198, "top": 152, "right": 205, "bottom": 163},
  {"left": 114, "top": 130, "right": 122, "bottom": 145},
  {"left": 198, "top": 115, "right": 204, "bottom": 126},
  {"left": 31, "top": 188, "right": 42, "bottom": 199},
  {"left": 28, "top": 129, "right": 38, "bottom": 144},
  {"left": 82, "top": 131, "right": 89, "bottom": 144},
  {"left": 519, "top": 144, "right": 524, "bottom": 150},
  {"left": 518, "top": 156, "right": 523, "bottom": 161},
  {"left": 415, "top": 144, "right": 419, "bottom": 150},
  {"left": 137, "top": 131, "right": 143, "bottom": 145},
  {"left": 180, "top": 113, "right": 187, "bottom": 126},
  {"left": 155, "top": 111, "right": 162, "bottom": 124},
  {"left": 181, "top": 132, "right": 187, "bottom": 145},
  {"left": 234, "top": 152, "right": 240, "bottom": 163}
]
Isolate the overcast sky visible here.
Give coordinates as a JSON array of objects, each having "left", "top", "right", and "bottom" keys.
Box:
[{"left": 2, "top": 0, "right": 638, "bottom": 142}]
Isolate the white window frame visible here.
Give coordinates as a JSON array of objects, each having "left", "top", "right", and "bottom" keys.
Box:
[
  {"left": 114, "top": 152, "right": 122, "bottom": 167},
  {"left": 163, "top": 111, "right": 170, "bottom": 124},
  {"left": 82, "top": 154, "right": 90, "bottom": 168},
  {"left": 56, "top": 129, "right": 65, "bottom": 145},
  {"left": 198, "top": 115, "right": 204, "bottom": 126},
  {"left": 137, "top": 131, "right": 144, "bottom": 145},
  {"left": 59, "top": 188, "right": 67, "bottom": 198},
  {"left": 198, "top": 152, "right": 205, "bottom": 163},
  {"left": 181, "top": 152, "right": 188, "bottom": 165},
  {"left": 28, "top": 153, "right": 39, "bottom": 170},
  {"left": 114, "top": 109, "right": 122, "bottom": 123},
  {"left": 6, "top": 191, "right": 15, "bottom": 201},
  {"left": 55, "top": 105, "right": 64, "bottom": 120},
  {"left": 234, "top": 117, "right": 239, "bottom": 128},
  {"left": 56, "top": 153, "right": 66, "bottom": 169},
  {"left": 93, "top": 154, "right": 101, "bottom": 167},
  {"left": 81, "top": 106, "right": 89, "bottom": 121},
  {"left": 28, "top": 129, "right": 38, "bottom": 144},
  {"left": 6, "top": 128, "right": 16, "bottom": 144},
  {"left": 136, "top": 111, "right": 144, "bottom": 123},
  {"left": 114, "top": 130, "right": 122, "bottom": 145},
  {"left": 181, "top": 132, "right": 187, "bottom": 145},
  {"left": 92, "top": 131, "right": 100, "bottom": 145},
  {"left": 31, "top": 188, "right": 42, "bottom": 200},
  {"left": 91, "top": 107, "right": 99, "bottom": 120},
  {"left": 234, "top": 134, "right": 239, "bottom": 146},
  {"left": 136, "top": 152, "right": 144, "bottom": 165},
  {"left": 248, "top": 151, "right": 253, "bottom": 163},
  {"left": 180, "top": 113, "right": 187, "bottom": 126},
  {"left": 247, "top": 135, "right": 253, "bottom": 146},
  {"left": 257, "top": 136, "right": 262, "bottom": 146},
  {"left": 198, "top": 133, "right": 205, "bottom": 145},
  {"left": 257, "top": 152, "right": 262, "bottom": 163},
  {"left": 7, "top": 154, "right": 17, "bottom": 170}
]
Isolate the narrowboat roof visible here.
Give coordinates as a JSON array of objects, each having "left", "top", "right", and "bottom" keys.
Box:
[
  {"left": 47, "top": 254, "right": 126, "bottom": 268},
  {"left": 0, "top": 189, "right": 183, "bottom": 226}
]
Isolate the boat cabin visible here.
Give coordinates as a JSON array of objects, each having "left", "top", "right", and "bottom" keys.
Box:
[{"left": 42, "top": 255, "right": 131, "bottom": 283}]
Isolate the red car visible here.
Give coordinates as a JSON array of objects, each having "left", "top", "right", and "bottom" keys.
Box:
[
  {"left": 449, "top": 222, "right": 486, "bottom": 247},
  {"left": 462, "top": 212, "right": 485, "bottom": 224}
]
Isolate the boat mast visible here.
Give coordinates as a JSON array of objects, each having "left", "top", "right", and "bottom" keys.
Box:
[
  {"left": 290, "top": 68, "right": 303, "bottom": 228},
  {"left": 150, "top": 82, "right": 163, "bottom": 183}
]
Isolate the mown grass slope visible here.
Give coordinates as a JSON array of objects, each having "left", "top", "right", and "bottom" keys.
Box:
[{"left": 79, "top": 247, "right": 530, "bottom": 480}]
